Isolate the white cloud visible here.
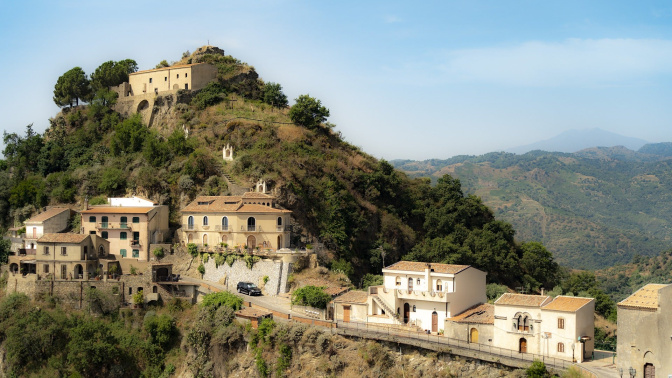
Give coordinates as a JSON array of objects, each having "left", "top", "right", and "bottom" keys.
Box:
[{"left": 439, "top": 38, "right": 672, "bottom": 87}]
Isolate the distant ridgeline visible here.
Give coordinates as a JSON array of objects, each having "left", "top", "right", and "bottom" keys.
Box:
[{"left": 392, "top": 143, "right": 672, "bottom": 269}]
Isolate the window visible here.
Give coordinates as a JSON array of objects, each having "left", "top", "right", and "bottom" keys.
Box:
[
  {"left": 43, "top": 264, "right": 49, "bottom": 273},
  {"left": 89, "top": 216, "right": 96, "bottom": 222},
  {"left": 277, "top": 217, "right": 282, "bottom": 226},
  {"left": 188, "top": 216, "right": 194, "bottom": 229},
  {"left": 185, "top": 73, "right": 188, "bottom": 78},
  {"left": 247, "top": 217, "right": 256, "bottom": 231},
  {"left": 101, "top": 216, "right": 108, "bottom": 227},
  {"left": 90, "top": 231, "right": 96, "bottom": 235},
  {"left": 558, "top": 318, "right": 565, "bottom": 329},
  {"left": 416, "top": 278, "right": 421, "bottom": 285},
  {"left": 164, "top": 76, "right": 167, "bottom": 81},
  {"left": 102, "top": 231, "right": 108, "bottom": 239},
  {"left": 132, "top": 217, "right": 140, "bottom": 223},
  {"left": 177, "top": 74, "right": 179, "bottom": 78},
  {"left": 412, "top": 305, "right": 416, "bottom": 312},
  {"left": 61, "top": 247, "right": 67, "bottom": 256},
  {"left": 222, "top": 217, "right": 228, "bottom": 230},
  {"left": 132, "top": 249, "right": 139, "bottom": 258},
  {"left": 83, "top": 246, "right": 87, "bottom": 256},
  {"left": 557, "top": 343, "right": 565, "bottom": 353},
  {"left": 408, "top": 277, "right": 414, "bottom": 290},
  {"left": 129, "top": 287, "right": 132, "bottom": 295},
  {"left": 185, "top": 83, "right": 188, "bottom": 90},
  {"left": 120, "top": 249, "right": 127, "bottom": 257},
  {"left": 149, "top": 78, "right": 153, "bottom": 83},
  {"left": 120, "top": 232, "right": 127, "bottom": 240},
  {"left": 44, "top": 246, "right": 50, "bottom": 255},
  {"left": 395, "top": 276, "right": 401, "bottom": 286},
  {"left": 120, "top": 216, "right": 128, "bottom": 228},
  {"left": 436, "top": 279, "right": 443, "bottom": 292},
  {"left": 203, "top": 216, "right": 209, "bottom": 226}
]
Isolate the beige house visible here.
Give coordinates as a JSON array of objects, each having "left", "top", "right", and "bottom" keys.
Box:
[
  {"left": 333, "top": 291, "right": 369, "bottom": 323},
  {"left": 445, "top": 303, "right": 494, "bottom": 344},
  {"left": 181, "top": 193, "right": 291, "bottom": 251},
  {"left": 81, "top": 197, "right": 169, "bottom": 262},
  {"left": 617, "top": 284, "right": 672, "bottom": 378},
  {"left": 22, "top": 207, "right": 72, "bottom": 252},
  {"left": 492, "top": 293, "right": 594, "bottom": 363},
  {"left": 113, "top": 63, "right": 218, "bottom": 98},
  {"left": 8, "top": 233, "right": 109, "bottom": 280},
  {"left": 367, "top": 262, "right": 487, "bottom": 333}
]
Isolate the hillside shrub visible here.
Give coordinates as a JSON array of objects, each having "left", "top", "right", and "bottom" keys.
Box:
[
  {"left": 153, "top": 247, "right": 165, "bottom": 259},
  {"left": 289, "top": 94, "right": 330, "bottom": 129},
  {"left": 200, "top": 291, "right": 242, "bottom": 311},
  {"left": 291, "top": 285, "right": 331, "bottom": 309},
  {"left": 188, "top": 243, "right": 199, "bottom": 258},
  {"left": 526, "top": 360, "right": 550, "bottom": 377}
]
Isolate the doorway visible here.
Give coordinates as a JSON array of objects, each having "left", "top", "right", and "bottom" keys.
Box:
[
  {"left": 519, "top": 338, "right": 527, "bottom": 353},
  {"left": 343, "top": 305, "right": 351, "bottom": 323},
  {"left": 644, "top": 363, "right": 655, "bottom": 378},
  {"left": 431, "top": 311, "right": 438, "bottom": 333},
  {"left": 403, "top": 303, "right": 410, "bottom": 324},
  {"left": 470, "top": 328, "right": 479, "bottom": 343},
  {"left": 247, "top": 235, "right": 256, "bottom": 252}
]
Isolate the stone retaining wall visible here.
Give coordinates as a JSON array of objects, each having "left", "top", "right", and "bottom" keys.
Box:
[{"left": 201, "top": 257, "right": 290, "bottom": 296}]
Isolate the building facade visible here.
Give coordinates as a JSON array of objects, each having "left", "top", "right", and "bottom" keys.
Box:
[
  {"left": 181, "top": 193, "right": 291, "bottom": 251},
  {"left": 22, "top": 207, "right": 72, "bottom": 252},
  {"left": 367, "top": 262, "right": 487, "bottom": 333},
  {"left": 81, "top": 197, "right": 169, "bottom": 262},
  {"left": 492, "top": 293, "right": 594, "bottom": 363},
  {"left": 113, "top": 63, "right": 218, "bottom": 98},
  {"left": 617, "top": 284, "right": 672, "bottom": 378}
]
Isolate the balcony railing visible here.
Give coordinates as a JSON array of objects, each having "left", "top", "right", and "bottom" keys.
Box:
[
  {"left": 215, "top": 225, "right": 230, "bottom": 231},
  {"left": 276, "top": 226, "right": 285, "bottom": 232},
  {"left": 18, "top": 249, "right": 36, "bottom": 256},
  {"left": 184, "top": 224, "right": 195, "bottom": 231},
  {"left": 97, "top": 222, "right": 132, "bottom": 230},
  {"left": 130, "top": 240, "right": 141, "bottom": 247},
  {"left": 242, "top": 225, "right": 264, "bottom": 232}
]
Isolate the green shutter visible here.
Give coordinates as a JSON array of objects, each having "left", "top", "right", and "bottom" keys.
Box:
[
  {"left": 120, "top": 249, "right": 127, "bottom": 257},
  {"left": 132, "top": 217, "right": 140, "bottom": 223},
  {"left": 120, "top": 232, "right": 127, "bottom": 240},
  {"left": 132, "top": 249, "right": 139, "bottom": 258}
]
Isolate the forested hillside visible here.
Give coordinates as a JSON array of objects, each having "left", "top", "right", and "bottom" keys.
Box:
[{"left": 393, "top": 146, "right": 672, "bottom": 269}]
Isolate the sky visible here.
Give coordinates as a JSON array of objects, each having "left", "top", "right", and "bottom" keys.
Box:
[{"left": 1, "top": 0, "right": 672, "bottom": 160}]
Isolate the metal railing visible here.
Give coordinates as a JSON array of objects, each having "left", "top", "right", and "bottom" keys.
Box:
[
  {"left": 97, "top": 222, "right": 132, "bottom": 230},
  {"left": 334, "top": 321, "right": 574, "bottom": 370},
  {"left": 214, "top": 225, "right": 229, "bottom": 231}
]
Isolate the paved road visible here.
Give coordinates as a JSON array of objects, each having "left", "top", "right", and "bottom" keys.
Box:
[{"left": 578, "top": 357, "right": 619, "bottom": 378}]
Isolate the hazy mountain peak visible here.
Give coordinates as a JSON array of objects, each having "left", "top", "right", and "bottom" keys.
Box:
[{"left": 506, "top": 128, "right": 648, "bottom": 154}]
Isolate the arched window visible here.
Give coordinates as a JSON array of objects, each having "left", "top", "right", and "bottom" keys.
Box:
[
  {"left": 408, "top": 277, "right": 414, "bottom": 290},
  {"left": 222, "top": 217, "right": 228, "bottom": 230},
  {"left": 99, "top": 245, "right": 105, "bottom": 257},
  {"left": 416, "top": 278, "right": 421, "bottom": 285},
  {"left": 247, "top": 217, "right": 256, "bottom": 231},
  {"left": 557, "top": 343, "right": 565, "bottom": 353},
  {"left": 203, "top": 234, "right": 208, "bottom": 245},
  {"left": 188, "top": 216, "right": 194, "bottom": 229},
  {"left": 203, "top": 216, "right": 209, "bottom": 226},
  {"left": 395, "top": 276, "right": 401, "bottom": 286},
  {"left": 277, "top": 217, "right": 283, "bottom": 226},
  {"left": 436, "top": 279, "right": 443, "bottom": 292},
  {"left": 558, "top": 317, "right": 565, "bottom": 329}
]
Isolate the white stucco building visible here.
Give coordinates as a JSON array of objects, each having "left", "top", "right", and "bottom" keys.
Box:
[
  {"left": 493, "top": 293, "right": 595, "bottom": 362},
  {"left": 366, "top": 261, "right": 487, "bottom": 333}
]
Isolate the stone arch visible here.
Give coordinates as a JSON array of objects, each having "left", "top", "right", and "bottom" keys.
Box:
[
  {"left": 470, "top": 328, "right": 479, "bottom": 343},
  {"left": 247, "top": 235, "right": 256, "bottom": 251},
  {"left": 137, "top": 100, "right": 150, "bottom": 113},
  {"left": 99, "top": 245, "right": 105, "bottom": 257},
  {"left": 74, "top": 264, "right": 84, "bottom": 279}
]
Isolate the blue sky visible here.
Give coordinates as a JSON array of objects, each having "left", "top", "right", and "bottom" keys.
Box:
[{"left": 1, "top": 0, "right": 672, "bottom": 160}]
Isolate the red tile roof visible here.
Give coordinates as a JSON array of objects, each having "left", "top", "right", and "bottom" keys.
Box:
[
  {"left": 449, "top": 303, "right": 494, "bottom": 324},
  {"left": 542, "top": 296, "right": 593, "bottom": 312},
  {"left": 38, "top": 233, "right": 89, "bottom": 244},
  {"left": 333, "top": 290, "right": 369, "bottom": 304},
  {"left": 618, "top": 284, "right": 669, "bottom": 310},
  {"left": 81, "top": 207, "right": 155, "bottom": 214},
  {"left": 182, "top": 196, "right": 290, "bottom": 213},
  {"left": 384, "top": 261, "right": 470, "bottom": 275},
  {"left": 130, "top": 63, "right": 206, "bottom": 75},
  {"left": 25, "top": 207, "right": 70, "bottom": 223},
  {"left": 495, "top": 293, "right": 552, "bottom": 307}
]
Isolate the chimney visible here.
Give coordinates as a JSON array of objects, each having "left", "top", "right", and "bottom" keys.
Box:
[
  {"left": 84, "top": 196, "right": 89, "bottom": 211},
  {"left": 541, "top": 288, "right": 545, "bottom": 296}
]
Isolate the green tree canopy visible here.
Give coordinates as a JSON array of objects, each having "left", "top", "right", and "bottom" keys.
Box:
[
  {"left": 289, "top": 94, "right": 330, "bottom": 129},
  {"left": 53, "top": 67, "right": 91, "bottom": 107},
  {"left": 90, "top": 59, "right": 138, "bottom": 92},
  {"left": 262, "top": 82, "right": 288, "bottom": 108}
]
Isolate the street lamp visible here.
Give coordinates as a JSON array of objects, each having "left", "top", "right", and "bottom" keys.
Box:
[
  {"left": 629, "top": 367, "right": 636, "bottom": 378},
  {"left": 618, "top": 368, "right": 623, "bottom": 378}
]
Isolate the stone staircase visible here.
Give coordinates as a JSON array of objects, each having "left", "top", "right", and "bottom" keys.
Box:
[
  {"left": 371, "top": 294, "right": 401, "bottom": 325},
  {"left": 222, "top": 173, "right": 247, "bottom": 195}
]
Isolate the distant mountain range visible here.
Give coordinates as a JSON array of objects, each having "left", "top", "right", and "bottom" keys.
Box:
[
  {"left": 506, "top": 128, "right": 648, "bottom": 155},
  {"left": 392, "top": 142, "right": 672, "bottom": 269}
]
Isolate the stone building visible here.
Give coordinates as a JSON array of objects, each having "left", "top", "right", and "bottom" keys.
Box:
[
  {"left": 81, "top": 196, "right": 169, "bottom": 264},
  {"left": 445, "top": 303, "right": 494, "bottom": 344},
  {"left": 112, "top": 63, "right": 218, "bottom": 98},
  {"left": 492, "top": 293, "right": 594, "bottom": 363},
  {"left": 333, "top": 290, "right": 369, "bottom": 323},
  {"left": 617, "top": 283, "right": 672, "bottom": 377},
  {"left": 367, "top": 262, "right": 487, "bottom": 333},
  {"left": 181, "top": 193, "right": 291, "bottom": 251}
]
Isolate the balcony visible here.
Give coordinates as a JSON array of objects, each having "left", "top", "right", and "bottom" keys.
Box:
[
  {"left": 130, "top": 240, "right": 142, "bottom": 247},
  {"left": 276, "top": 226, "right": 285, "bottom": 232},
  {"left": 394, "top": 288, "right": 454, "bottom": 303},
  {"left": 214, "top": 225, "right": 230, "bottom": 232},
  {"left": 18, "top": 248, "right": 36, "bottom": 256},
  {"left": 97, "top": 222, "right": 132, "bottom": 230},
  {"left": 242, "top": 225, "right": 264, "bottom": 232},
  {"left": 183, "top": 224, "right": 195, "bottom": 231}
]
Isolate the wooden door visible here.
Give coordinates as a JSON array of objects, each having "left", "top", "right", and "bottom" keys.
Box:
[
  {"left": 343, "top": 305, "right": 351, "bottom": 323},
  {"left": 470, "top": 328, "right": 479, "bottom": 343},
  {"left": 519, "top": 338, "right": 527, "bottom": 353},
  {"left": 644, "top": 363, "right": 655, "bottom": 378},
  {"left": 403, "top": 303, "right": 410, "bottom": 324},
  {"left": 431, "top": 311, "right": 438, "bottom": 333},
  {"left": 247, "top": 235, "right": 256, "bottom": 251}
]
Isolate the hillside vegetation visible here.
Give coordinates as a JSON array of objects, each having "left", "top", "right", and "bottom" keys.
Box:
[
  {"left": 393, "top": 146, "right": 672, "bottom": 269},
  {"left": 0, "top": 46, "right": 563, "bottom": 291}
]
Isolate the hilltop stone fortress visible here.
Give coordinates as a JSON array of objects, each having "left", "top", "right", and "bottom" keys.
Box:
[{"left": 111, "top": 46, "right": 222, "bottom": 126}]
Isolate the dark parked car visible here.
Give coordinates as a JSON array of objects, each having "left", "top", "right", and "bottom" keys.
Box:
[{"left": 237, "top": 281, "right": 262, "bottom": 296}]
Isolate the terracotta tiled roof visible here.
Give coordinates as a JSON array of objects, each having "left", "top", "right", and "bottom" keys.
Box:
[
  {"left": 542, "top": 296, "right": 593, "bottom": 312},
  {"left": 25, "top": 207, "right": 70, "bottom": 223},
  {"left": 182, "top": 196, "right": 289, "bottom": 213},
  {"left": 131, "top": 63, "right": 205, "bottom": 75},
  {"left": 242, "top": 192, "right": 274, "bottom": 199},
  {"left": 495, "top": 293, "right": 552, "bottom": 307},
  {"left": 383, "top": 261, "right": 470, "bottom": 275},
  {"left": 618, "top": 284, "right": 669, "bottom": 310},
  {"left": 38, "top": 233, "right": 88, "bottom": 244},
  {"left": 334, "top": 290, "right": 369, "bottom": 304},
  {"left": 449, "top": 303, "right": 494, "bottom": 324},
  {"left": 324, "top": 287, "right": 350, "bottom": 297},
  {"left": 81, "top": 207, "right": 155, "bottom": 214}
]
